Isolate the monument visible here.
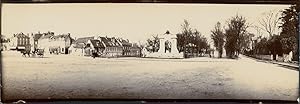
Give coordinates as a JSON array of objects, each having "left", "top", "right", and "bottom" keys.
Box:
[{"left": 145, "top": 31, "right": 184, "bottom": 58}]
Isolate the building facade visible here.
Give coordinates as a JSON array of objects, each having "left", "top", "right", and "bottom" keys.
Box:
[
  {"left": 38, "top": 32, "right": 74, "bottom": 54},
  {"left": 37, "top": 32, "right": 55, "bottom": 54},
  {"left": 69, "top": 36, "right": 95, "bottom": 56},
  {"left": 98, "top": 37, "right": 123, "bottom": 57},
  {"left": 49, "top": 33, "right": 73, "bottom": 54},
  {"left": 9, "top": 33, "right": 30, "bottom": 51}
]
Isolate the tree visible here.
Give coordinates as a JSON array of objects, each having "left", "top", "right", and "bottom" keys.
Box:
[
  {"left": 224, "top": 15, "right": 249, "bottom": 58},
  {"left": 268, "top": 35, "right": 283, "bottom": 59},
  {"left": 146, "top": 35, "right": 159, "bottom": 52},
  {"left": 177, "top": 19, "right": 209, "bottom": 57},
  {"left": 258, "top": 10, "right": 281, "bottom": 37},
  {"left": 254, "top": 37, "right": 269, "bottom": 55},
  {"left": 179, "top": 19, "right": 193, "bottom": 54},
  {"left": 211, "top": 22, "right": 225, "bottom": 58},
  {"left": 279, "top": 4, "right": 299, "bottom": 61}
]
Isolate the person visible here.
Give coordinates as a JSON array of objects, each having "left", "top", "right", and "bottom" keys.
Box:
[{"left": 92, "top": 50, "right": 97, "bottom": 59}]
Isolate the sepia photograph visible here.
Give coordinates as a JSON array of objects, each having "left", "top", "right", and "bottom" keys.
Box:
[{"left": 1, "top": 3, "right": 299, "bottom": 103}]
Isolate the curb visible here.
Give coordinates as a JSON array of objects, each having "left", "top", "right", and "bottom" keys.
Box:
[
  {"left": 270, "top": 61, "right": 299, "bottom": 70},
  {"left": 244, "top": 55, "right": 299, "bottom": 71}
]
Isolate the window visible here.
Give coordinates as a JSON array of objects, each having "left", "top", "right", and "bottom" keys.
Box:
[{"left": 17, "top": 38, "right": 20, "bottom": 45}]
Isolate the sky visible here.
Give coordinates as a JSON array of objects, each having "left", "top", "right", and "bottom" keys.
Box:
[{"left": 1, "top": 3, "right": 291, "bottom": 45}]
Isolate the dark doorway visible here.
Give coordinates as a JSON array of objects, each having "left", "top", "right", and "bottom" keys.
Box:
[{"left": 65, "top": 47, "right": 69, "bottom": 54}]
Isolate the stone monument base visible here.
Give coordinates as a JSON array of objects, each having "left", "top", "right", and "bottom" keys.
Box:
[{"left": 146, "top": 52, "right": 184, "bottom": 59}]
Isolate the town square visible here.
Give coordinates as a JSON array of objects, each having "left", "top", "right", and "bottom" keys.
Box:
[
  {"left": 1, "top": 3, "right": 299, "bottom": 102},
  {"left": 2, "top": 50, "right": 298, "bottom": 101}
]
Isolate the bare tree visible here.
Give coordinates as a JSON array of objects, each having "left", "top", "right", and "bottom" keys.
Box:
[
  {"left": 252, "top": 25, "right": 263, "bottom": 37},
  {"left": 258, "top": 10, "right": 280, "bottom": 37}
]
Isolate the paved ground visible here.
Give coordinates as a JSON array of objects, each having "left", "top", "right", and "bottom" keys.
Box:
[{"left": 2, "top": 51, "right": 299, "bottom": 102}]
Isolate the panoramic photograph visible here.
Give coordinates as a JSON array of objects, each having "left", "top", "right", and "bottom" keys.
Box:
[{"left": 1, "top": 3, "right": 299, "bottom": 102}]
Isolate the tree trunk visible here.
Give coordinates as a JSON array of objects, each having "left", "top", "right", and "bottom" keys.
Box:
[{"left": 218, "top": 50, "right": 222, "bottom": 58}]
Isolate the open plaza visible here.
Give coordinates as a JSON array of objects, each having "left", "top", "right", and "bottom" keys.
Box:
[{"left": 2, "top": 51, "right": 298, "bottom": 101}]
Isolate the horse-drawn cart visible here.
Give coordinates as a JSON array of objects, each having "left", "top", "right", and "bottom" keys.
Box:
[
  {"left": 20, "top": 44, "right": 45, "bottom": 58},
  {"left": 21, "top": 45, "right": 31, "bottom": 57},
  {"left": 36, "top": 49, "right": 44, "bottom": 57}
]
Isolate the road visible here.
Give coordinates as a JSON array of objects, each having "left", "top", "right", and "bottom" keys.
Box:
[{"left": 2, "top": 51, "right": 299, "bottom": 102}]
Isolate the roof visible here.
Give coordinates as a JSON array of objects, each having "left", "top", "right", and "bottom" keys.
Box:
[
  {"left": 14, "top": 33, "right": 30, "bottom": 38},
  {"left": 72, "top": 37, "right": 94, "bottom": 48},
  {"left": 99, "top": 37, "right": 112, "bottom": 47},
  {"left": 90, "top": 39, "right": 105, "bottom": 48},
  {"left": 73, "top": 43, "right": 85, "bottom": 48},
  {"left": 52, "top": 34, "right": 70, "bottom": 39},
  {"left": 75, "top": 37, "right": 94, "bottom": 44},
  {"left": 33, "top": 33, "right": 43, "bottom": 40},
  {"left": 131, "top": 43, "right": 140, "bottom": 48},
  {"left": 119, "top": 38, "right": 132, "bottom": 47},
  {"left": 107, "top": 37, "right": 122, "bottom": 47},
  {"left": 39, "top": 32, "right": 54, "bottom": 39},
  {"left": 100, "top": 37, "right": 122, "bottom": 47}
]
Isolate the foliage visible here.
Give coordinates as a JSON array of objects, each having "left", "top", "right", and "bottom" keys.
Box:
[
  {"left": 224, "top": 15, "right": 249, "bottom": 58},
  {"left": 146, "top": 35, "right": 159, "bottom": 52},
  {"left": 211, "top": 22, "right": 225, "bottom": 58},
  {"left": 279, "top": 4, "right": 299, "bottom": 60},
  {"left": 254, "top": 37, "right": 270, "bottom": 55},
  {"left": 0, "top": 35, "right": 10, "bottom": 43},
  {"left": 177, "top": 20, "right": 209, "bottom": 57}
]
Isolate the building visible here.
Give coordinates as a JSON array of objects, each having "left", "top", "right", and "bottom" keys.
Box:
[
  {"left": 30, "top": 32, "right": 43, "bottom": 51},
  {"left": 1, "top": 34, "right": 10, "bottom": 51},
  {"left": 129, "top": 43, "right": 141, "bottom": 57},
  {"left": 69, "top": 36, "right": 95, "bottom": 56},
  {"left": 69, "top": 36, "right": 140, "bottom": 57},
  {"left": 9, "top": 33, "right": 30, "bottom": 51},
  {"left": 85, "top": 39, "right": 105, "bottom": 56},
  {"left": 98, "top": 36, "right": 123, "bottom": 57},
  {"left": 49, "top": 33, "right": 73, "bottom": 54},
  {"left": 118, "top": 38, "right": 132, "bottom": 56},
  {"left": 37, "top": 32, "right": 74, "bottom": 54},
  {"left": 37, "top": 32, "right": 55, "bottom": 54},
  {"left": 116, "top": 38, "right": 141, "bottom": 57}
]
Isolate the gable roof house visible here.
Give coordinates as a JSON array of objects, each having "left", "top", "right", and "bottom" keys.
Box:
[
  {"left": 117, "top": 38, "right": 132, "bottom": 56},
  {"left": 97, "top": 36, "right": 123, "bottom": 57},
  {"left": 84, "top": 39, "right": 106, "bottom": 56},
  {"left": 49, "top": 33, "right": 73, "bottom": 54},
  {"left": 9, "top": 32, "right": 30, "bottom": 50},
  {"left": 129, "top": 43, "right": 141, "bottom": 57},
  {"left": 69, "top": 36, "right": 95, "bottom": 56},
  {"left": 30, "top": 32, "right": 45, "bottom": 51},
  {"left": 37, "top": 31, "right": 55, "bottom": 54}
]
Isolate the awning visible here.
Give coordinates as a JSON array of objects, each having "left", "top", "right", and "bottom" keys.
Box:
[
  {"left": 9, "top": 47, "right": 17, "bottom": 49},
  {"left": 17, "top": 46, "right": 25, "bottom": 49}
]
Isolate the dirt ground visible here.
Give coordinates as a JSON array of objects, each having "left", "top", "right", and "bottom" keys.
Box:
[{"left": 1, "top": 51, "right": 298, "bottom": 101}]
